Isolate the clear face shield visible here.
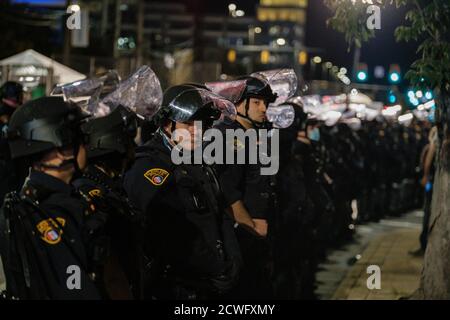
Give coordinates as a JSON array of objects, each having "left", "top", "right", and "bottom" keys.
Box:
[
  {"left": 205, "top": 80, "right": 248, "bottom": 105},
  {"left": 51, "top": 70, "right": 121, "bottom": 113}
]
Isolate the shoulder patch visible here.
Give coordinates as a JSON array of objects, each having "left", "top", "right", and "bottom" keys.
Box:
[
  {"left": 36, "top": 217, "right": 66, "bottom": 245},
  {"left": 88, "top": 188, "right": 102, "bottom": 197},
  {"left": 144, "top": 168, "right": 170, "bottom": 186}
]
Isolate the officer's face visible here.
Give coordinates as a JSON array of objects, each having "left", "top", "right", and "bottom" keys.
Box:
[
  {"left": 77, "top": 144, "right": 87, "bottom": 171},
  {"left": 36, "top": 146, "right": 78, "bottom": 183},
  {"left": 0, "top": 114, "right": 9, "bottom": 124},
  {"left": 173, "top": 121, "right": 201, "bottom": 151},
  {"left": 248, "top": 98, "right": 267, "bottom": 123}
]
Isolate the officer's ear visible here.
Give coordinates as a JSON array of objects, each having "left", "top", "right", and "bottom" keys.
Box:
[
  {"left": 163, "top": 120, "right": 174, "bottom": 134},
  {"left": 236, "top": 99, "right": 247, "bottom": 113}
]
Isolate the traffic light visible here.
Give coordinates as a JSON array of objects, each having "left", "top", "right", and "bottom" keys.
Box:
[
  {"left": 356, "top": 63, "right": 368, "bottom": 82},
  {"left": 388, "top": 90, "right": 397, "bottom": 104},
  {"left": 388, "top": 64, "right": 401, "bottom": 84}
]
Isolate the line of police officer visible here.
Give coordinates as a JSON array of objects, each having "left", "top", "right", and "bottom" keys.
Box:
[{"left": 0, "top": 70, "right": 428, "bottom": 300}]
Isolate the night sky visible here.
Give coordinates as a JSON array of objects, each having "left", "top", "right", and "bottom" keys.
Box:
[{"left": 179, "top": 0, "right": 419, "bottom": 79}]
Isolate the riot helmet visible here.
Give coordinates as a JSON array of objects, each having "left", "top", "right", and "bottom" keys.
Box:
[{"left": 7, "top": 96, "right": 86, "bottom": 160}]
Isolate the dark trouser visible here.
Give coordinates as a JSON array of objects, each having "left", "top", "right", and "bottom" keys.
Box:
[
  {"left": 230, "top": 228, "right": 273, "bottom": 299},
  {"left": 420, "top": 189, "right": 433, "bottom": 251}
]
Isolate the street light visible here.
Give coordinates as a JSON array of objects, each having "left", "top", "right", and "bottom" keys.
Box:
[
  {"left": 276, "top": 38, "right": 286, "bottom": 46},
  {"left": 357, "top": 71, "right": 368, "bottom": 81},
  {"left": 68, "top": 4, "right": 81, "bottom": 12},
  {"left": 313, "top": 56, "right": 322, "bottom": 64}
]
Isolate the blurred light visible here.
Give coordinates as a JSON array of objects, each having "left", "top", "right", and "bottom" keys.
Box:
[
  {"left": 425, "top": 91, "right": 433, "bottom": 100},
  {"left": 357, "top": 71, "right": 367, "bottom": 81},
  {"left": 340, "top": 67, "right": 347, "bottom": 74},
  {"left": 254, "top": 27, "right": 262, "bottom": 34},
  {"left": 417, "top": 105, "right": 424, "bottom": 111},
  {"left": 389, "top": 72, "right": 400, "bottom": 83},
  {"left": 391, "top": 105, "right": 402, "bottom": 112},
  {"left": 351, "top": 88, "right": 358, "bottom": 96},
  {"left": 325, "top": 62, "right": 332, "bottom": 69},
  {"left": 25, "top": 76, "right": 34, "bottom": 82},
  {"left": 228, "top": 3, "right": 237, "bottom": 11},
  {"left": 389, "top": 94, "right": 397, "bottom": 104},
  {"left": 298, "top": 51, "right": 308, "bottom": 65},
  {"left": 356, "top": 254, "right": 362, "bottom": 260},
  {"left": 407, "top": 90, "right": 415, "bottom": 98},
  {"left": 424, "top": 100, "right": 435, "bottom": 109},
  {"left": 411, "top": 98, "right": 419, "bottom": 106},
  {"left": 227, "top": 49, "right": 236, "bottom": 63},
  {"left": 164, "top": 53, "right": 175, "bottom": 69},
  {"left": 220, "top": 74, "right": 228, "bottom": 80},
  {"left": 313, "top": 56, "right": 322, "bottom": 64},
  {"left": 68, "top": 4, "right": 80, "bottom": 12},
  {"left": 374, "top": 66, "right": 385, "bottom": 79},
  {"left": 119, "top": 4, "right": 128, "bottom": 11},
  {"left": 343, "top": 77, "right": 351, "bottom": 85},
  {"left": 416, "top": 90, "right": 423, "bottom": 98},
  {"left": 276, "top": 38, "right": 286, "bottom": 46},
  {"left": 331, "top": 66, "right": 339, "bottom": 73},
  {"left": 236, "top": 9, "right": 245, "bottom": 17},
  {"left": 398, "top": 113, "right": 413, "bottom": 123},
  {"left": 260, "top": 50, "right": 270, "bottom": 64}
]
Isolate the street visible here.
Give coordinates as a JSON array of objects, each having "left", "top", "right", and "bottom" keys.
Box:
[{"left": 317, "top": 210, "right": 423, "bottom": 300}]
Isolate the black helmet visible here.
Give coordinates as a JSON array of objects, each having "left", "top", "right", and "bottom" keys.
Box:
[
  {"left": 157, "top": 85, "right": 222, "bottom": 125},
  {"left": 238, "top": 76, "right": 277, "bottom": 104},
  {"left": 81, "top": 105, "right": 137, "bottom": 159},
  {"left": 0, "top": 81, "right": 23, "bottom": 116},
  {"left": 285, "top": 97, "right": 308, "bottom": 131},
  {"left": 7, "top": 96, "right": 86, "bottom": 159}
]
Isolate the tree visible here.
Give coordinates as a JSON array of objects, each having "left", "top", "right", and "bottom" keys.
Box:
[{"left": 324, "top": 0, "right": 450, "bottom": 299}]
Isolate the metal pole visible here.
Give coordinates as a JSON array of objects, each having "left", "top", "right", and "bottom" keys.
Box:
[
  {"left": 352, "top": 46, "right": 361, "bottom": 82},
  {"left": 101, "top": 0, "right": 109, "bottom": 37},
  {"left": 113, "top": 0, "right": 122, "bottom": 61},
  {"left": 63, "top": 0, "right": 72, "bottom": 65}
]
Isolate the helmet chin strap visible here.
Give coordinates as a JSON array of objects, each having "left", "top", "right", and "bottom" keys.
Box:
[
  {"left": 38, "top": 144, "right": 83, "bottom": 178},
  {"left": 237, "top": 99, "right": 267, "bottom": 129}
]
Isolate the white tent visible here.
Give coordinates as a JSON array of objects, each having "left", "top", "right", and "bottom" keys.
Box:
[{"left": 0, "top": 49, "right": 85, "bottom": 85}]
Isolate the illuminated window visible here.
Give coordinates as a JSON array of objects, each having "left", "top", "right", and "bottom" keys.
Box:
[{"left": 260, "top": 0, "right": 308, "bottom": 8}]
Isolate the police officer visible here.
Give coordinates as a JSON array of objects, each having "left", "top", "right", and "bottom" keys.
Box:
[
  {"left": 0, "top": 81, "right": 23, "bottom": 207},
  {"left": 0, "top": 96, "right": 102, "bottom": 299},
  {"left": 72, "top": 105, "right": 142, "bottom": 299},
  {"left": 210, "top": 76, "right": 278, "bottom": 299},
  {"left": 123, "top": 85, "right": 241, "bottom": 300}
]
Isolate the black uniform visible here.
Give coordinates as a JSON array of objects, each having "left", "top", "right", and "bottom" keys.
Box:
[
  {"left": 213, "top": 119, "right": 276, "bottom": 299},
  {"left": 72, "top": 164, "right": 143, "bottom": 299},
  {"left": 0, "top": 124, "right": 18, "bottom": 208},
  {"left": 0, "top": 170, "right": 102, "bottom": 299},
  {"left": 123, "top": 132, "right": 241, "bottom": 299}
]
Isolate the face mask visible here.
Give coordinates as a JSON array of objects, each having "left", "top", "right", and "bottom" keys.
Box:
[{"left": 308, "top": 128, "right": 320, "bottom": 142}]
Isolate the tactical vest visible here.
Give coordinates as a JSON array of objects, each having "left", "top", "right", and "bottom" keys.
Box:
[
  {"left": 0, "top": 184, "right": 98, "bottom": 300},
  {"left": 135, "top": 142, "right": 242, "bottom": 295}
]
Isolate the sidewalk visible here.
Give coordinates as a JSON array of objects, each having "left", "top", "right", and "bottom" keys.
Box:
[{"left": 332, "top": 228, "right": 423, "bottom": 300}]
